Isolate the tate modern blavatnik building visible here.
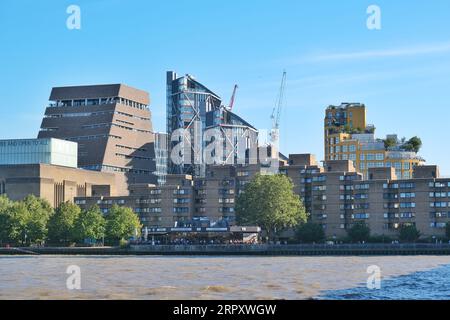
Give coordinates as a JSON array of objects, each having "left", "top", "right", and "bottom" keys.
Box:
[{"left": 38, "top": 84, "right": 156, "bottom": 188}]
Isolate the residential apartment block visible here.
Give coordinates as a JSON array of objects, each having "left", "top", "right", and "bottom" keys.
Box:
[
  {"left": 324, "top": 103, "right": 424, "bottom": 179},
  {"left": 281, "top": 155, "right": 449, "bottom": 239},
  {"left": 75, "top": 164, "right": 266, "bottom": 228}
]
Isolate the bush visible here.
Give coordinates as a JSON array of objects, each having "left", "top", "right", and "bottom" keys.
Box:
[
  {"left": 347, "top": 223, "right": 371, "bottom": 243},
  {"left": 399, "top": 225, "right": 421, "bottom": 242},
  {"left": 296, "top": 222, "right": 325, "bottom": 243},
  {"left": 368, "top": 235, "right": 392, "bottom": 244}
]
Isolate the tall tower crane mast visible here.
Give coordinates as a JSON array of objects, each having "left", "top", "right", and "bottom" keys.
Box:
[{"left": 270, "top": 71, "right": 287, "bottom": 143}]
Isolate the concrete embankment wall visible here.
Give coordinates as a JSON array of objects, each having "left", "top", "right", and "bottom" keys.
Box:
[{"left": 1, "top": 244, "right": 450, "bottom": 256}]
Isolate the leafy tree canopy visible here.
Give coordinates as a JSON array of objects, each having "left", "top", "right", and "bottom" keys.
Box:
[
  {"left": 48, "top": 201, "right": 81, "bottom": 244},
  {"left": 105, "top": 205, "right": 142, "bottom": 241},
  {"left": 74, "top": 205, "right": 106, "bottom": 242},
  {"left": 236, "top": 174, "right": 307, "bottom": 238}
]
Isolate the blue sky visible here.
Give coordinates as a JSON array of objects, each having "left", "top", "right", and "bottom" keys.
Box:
[{"left": 1, "top": 0, "right": 450, "bottom": 174}]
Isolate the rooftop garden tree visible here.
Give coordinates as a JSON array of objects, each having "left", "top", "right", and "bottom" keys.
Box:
[{"left": 402, "top": 136, "right": 422, "bottom": 153}]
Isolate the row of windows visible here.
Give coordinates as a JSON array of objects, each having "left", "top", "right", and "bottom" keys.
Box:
[
  {"left": 384, "top": 213, "right": 415, "bottom": 219},
  {"left": 53, "top": 97, "right": 148, "bottom": 110},
  {"left": 384, "top": 202, "right": 416, "bottom": 209},
  {"left": 429, "top": 182, "right": 450, "bottom": 188},
  {"left": 67, "top": 134, "right": 122, "bottom": 141},
  {"left": 383, "top": 183, "right": 416, "bottom": 189}
]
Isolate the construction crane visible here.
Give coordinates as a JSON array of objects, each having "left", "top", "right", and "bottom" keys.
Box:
[
  {"left": 228, "top": 84, "right": 239, "bottom": 111},
  {"left": 270, "top": 71, "right": 287, "bottom": 144}
]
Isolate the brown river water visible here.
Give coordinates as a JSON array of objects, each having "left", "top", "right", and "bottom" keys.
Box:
[{"left": 0, "top": 255, "right": 449, "bottom": 299}]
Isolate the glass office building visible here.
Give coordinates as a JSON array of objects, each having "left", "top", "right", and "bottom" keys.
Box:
[{"left": 0, "top": 138, "right": 77, "bottom": 168}]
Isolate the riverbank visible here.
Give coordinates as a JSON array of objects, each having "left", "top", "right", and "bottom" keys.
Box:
[{"left": 1, "top": 243, "right": 450, "bottom": 256}]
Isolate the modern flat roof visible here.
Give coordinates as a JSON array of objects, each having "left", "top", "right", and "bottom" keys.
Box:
[{"left": 49, "top": 84, "right": 150, "bottom": 105}]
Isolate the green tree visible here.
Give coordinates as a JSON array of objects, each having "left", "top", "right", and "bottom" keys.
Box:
[
  {"left": 6, "top": 202, "right": 31, "bottom": 245},
  {"left": 296, "top": 222, "right": 325, "bottom": 243},
  {"left": 384, "top": 137, "right": 397, "bottom": 150},
  {"left": 74, "top": 205, "right": 106, "bottom": 243},
  {"left": 446, "top": 222, "right": 450, "bottom": 239},
  {"left": 399, "top": 224, "right": 421, "bottom": 242},
  {"left": 403, "top": 136, "right": 422, "bottom": 153},
  {"left": 105, "top": 205, "right": 142, "bottom": 242},
  {"left": 22, "top": 195, "right": 53, "bottom": 245},
  {"left": 347, "top": 223, "right": 371, "bottom": 243},
  {"left": 48, "top": 202, "right": 81, "bottom": 244},
  {"left": 0, "top": 195, "right": 13, "bottom": 244},
  {"left": 235, "top": 174, "right": 307, "bottom": 240}
]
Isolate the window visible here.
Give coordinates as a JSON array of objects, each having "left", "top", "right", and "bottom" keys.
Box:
[
  {"left": 349, "top": 145, "right": 356, "bottom": 152},
  {"left": 400, "top": 192, "right": 415, "bottom": 198},
  {"left": 352, "top": 213, "right": 370, "bottom": 219},
  {"left": 429, "top": 202, "right": 448, "bottom": 208},
  {"left": 376, "top": 153, "right": 384, "bottom": 160}
]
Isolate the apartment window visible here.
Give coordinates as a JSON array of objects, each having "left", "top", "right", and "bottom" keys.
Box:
[
  {"left": 429, "top": 192, "right": 447, "bottom": 198},
  {"left": 376, "top": 153, "right": 384, "bottom": 161},
  {"left": 400, "top": 192, "right": 415, "bottom": 198},
  {"left": 349, "top": 145, "right": 356, "bottom": 152},
  {"left": 342, "top": 145, "right": 348, "bottom": 153},
  {"left": 430, "top": 212, "right": 448, "bottom": 218},
  {"left": 352, "top": 213, "right": 370, "bottom": 219},
  {"left": 430, "top": 222, "right": 447, "bottom": 228},
  {"left": 313, "top": 176, "right": 326, "bottom": 182},
  {"left": 430, "top": 202, "right": 448, "bottom": 208},
  {"left": 403, "top": 162, "right": 410, "bottom": 170},
  {"left": 360, "top": 154, "right": 365, "bottom": 161},
  {"left": 349, "top": 154, "right": 357, "bottom": 161}
]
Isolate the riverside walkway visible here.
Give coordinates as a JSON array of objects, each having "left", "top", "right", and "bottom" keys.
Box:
[{"left": 1, "top": 243, "right": 450, "bottom": 256}]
